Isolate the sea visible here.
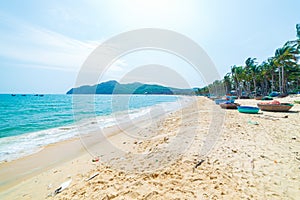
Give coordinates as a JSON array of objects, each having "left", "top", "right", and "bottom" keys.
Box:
[{"left": 0, "top": 94, "right": 191, "bottom": 162}]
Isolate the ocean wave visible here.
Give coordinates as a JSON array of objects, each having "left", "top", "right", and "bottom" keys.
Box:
[{"left": 0, "top": 96, "right": 193, "bottom": 162}]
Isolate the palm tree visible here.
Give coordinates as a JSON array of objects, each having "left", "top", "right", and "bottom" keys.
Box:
[
  {"left": 231, "top": 65, "right": 245, "bottom": 96},
  {"left": 200, "top": 24, "right": 300, "bottom": 97},
  {"left": 285, "top": 24, "right": 300, "bottom": 61},
  {"left": 258, "top": 62, "right": 268, "bottom": 95},
  {"left": 295, "top": 24, "right": 300, "bottom": 56},
  {"left": 208, "top": 80, "right": 225, "bottom": 96},
  {"left": 273, "top": 43, "right": 298, "bottom": 94},
  {"left": 267, "top": 57, "right": 277, "bottom": 92},
  {"left": 231, "top": 65, "right": 238, "bottom": 94},
  {"left": 258, "top": 58, "right": 278, "bottom": 95},
  {"left": 223, "top": 72, "right": 232, "bottom": 94},
  {"left": 245, "top": 57, "right": 258, "bottom": 96}
]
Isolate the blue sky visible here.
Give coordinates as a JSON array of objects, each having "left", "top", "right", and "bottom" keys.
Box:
[{"left": 0, "top": 0, "right": 299, "bottom": 94}]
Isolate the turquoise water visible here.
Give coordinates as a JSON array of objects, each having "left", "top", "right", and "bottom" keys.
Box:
[
  {"left": 0, "top": 94, "right": 184, "bottom": 162},
  {"left": 0, "top": 94, "right": 73, "bottom": 138}
]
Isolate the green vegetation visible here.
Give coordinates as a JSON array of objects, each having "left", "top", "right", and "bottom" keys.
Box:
[
  {"left": 197, "top": 24, "right": 300, "bottom": 97},
  {"left": 67, "top": 80, "right": 197, "bottom": 95}
]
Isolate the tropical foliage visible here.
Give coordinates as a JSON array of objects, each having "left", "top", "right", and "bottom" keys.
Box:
[{"left": 197, "top": 24, "right": 300, "bottom": 97}]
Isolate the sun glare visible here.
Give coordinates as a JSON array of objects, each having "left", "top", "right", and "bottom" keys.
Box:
[{"left": 109, "top": 0, "right": 199, "bottom": 29}]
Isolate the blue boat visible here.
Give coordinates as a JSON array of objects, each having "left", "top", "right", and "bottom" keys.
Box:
[
  {"left": 215, "top": 99, "right": 227, "bottom": 105},
  {"left": 237, "top": 106, "right": 260, "bottom": 114},
  {"left": 261, "top": 96, "right": 273, "bottom": 100}
]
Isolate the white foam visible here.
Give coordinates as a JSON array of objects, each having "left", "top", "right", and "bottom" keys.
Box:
[{"left": 0, "top": 96, "right": 194, "bottom": 163}]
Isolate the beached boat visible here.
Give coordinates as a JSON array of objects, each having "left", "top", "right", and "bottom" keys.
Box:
[
  {"left": 239, "top": 96, "right": 251, "bottom": 99},
  {"left": 261, "top": 96, "right": 273, "bottom": 100},
  {"left": 220, "top": 103, "right": 240, "bottom": 109},
  {"left": 269, "top": 91, "right": 280, "bottom": 97},
  {"left": 215, "top": 99, "right": 227, "bottom": 105},
  {"left": 255, "top": 96, "right": 263, "bottom": 100},
  {"left": 215, "top": 98, "right": 235, "bottom": 105},
  {"left": 209, "top": 96, "right": 218, "bottom": 101},
  {"left": 237, "top": 106, "right": 260, "bottom": 114},
  {"left": 257, "top": 103, "right": 293, "bottom": 112},
  {"left": 278, "top": 94, "right": 288, "bottom": 98}
]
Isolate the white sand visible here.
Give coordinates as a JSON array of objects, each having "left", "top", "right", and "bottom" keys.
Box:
[{"left": 1, "top": 96, "right": 299, "bottom": 199}]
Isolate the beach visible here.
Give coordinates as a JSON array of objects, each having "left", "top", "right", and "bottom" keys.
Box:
[{"left": 0, "top": 96, "right": 299, "bottom": 199}]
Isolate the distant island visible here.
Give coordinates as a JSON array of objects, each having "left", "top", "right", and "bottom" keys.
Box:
[{"left": 66, "top": 80, "right": 199, "bottom": 95}]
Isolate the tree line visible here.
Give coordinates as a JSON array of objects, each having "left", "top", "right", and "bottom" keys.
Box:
[{"left": 197, "top": 24, "right": 300, "bottom": 97}]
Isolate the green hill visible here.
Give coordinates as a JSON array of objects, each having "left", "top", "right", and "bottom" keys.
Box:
[{"left": 66, "top": 80, "right": 197, "bottom": 95}]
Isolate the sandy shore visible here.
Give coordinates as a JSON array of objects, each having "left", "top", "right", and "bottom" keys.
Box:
[{"left": 1, "top": 96, "right": 299, "bottom": 199}]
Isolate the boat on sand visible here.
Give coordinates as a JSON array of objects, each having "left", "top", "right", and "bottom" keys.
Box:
[
  {"left": 257, "top": 100, "right": 293, "bottom": 112},
  {"left": 237, "top": 106, "right": 260, "bottom": 114},
  {"left": 261, "top": 96, "right": 273, "bottom": 100},
  {"left": 215, "top": 99, "right": 227, "bottom": 105},
  {"left": 220, "top": 102, "right": 240, "bottom": 109}
]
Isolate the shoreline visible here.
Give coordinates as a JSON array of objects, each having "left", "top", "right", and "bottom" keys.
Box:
[
  {"left": 1, "top": 96, "right": 299, "bottom": 199},
  {"left": 0, "top": 95, "right": 192, "bottom": 163},
  {"left": 0, "top": 96, "right": 196, "bottom": 194}
]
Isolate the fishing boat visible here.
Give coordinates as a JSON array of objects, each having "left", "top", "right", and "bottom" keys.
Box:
[
  {"left": 261, "top": 96, "right": 273, "bottom": 100},
  {"left": 278, "top": 94, "right": 288, "bottom": 98},
  {"left": 215, "top": 99, "right": 227, "bottom": 105},
  {"left": 237, "top": 106, "right": 260, "bottom": 114},
  {"left": 239, "top": 96, "right": 250, "bottom": 99},
  {"left": 209, "top": 96, "right": 218, "bottom": 101},
  {"left": 257, "top": 103, "right": 293, "bottom": 112},
  {"left": 220, "top": 102, "right": 240, "bottom": 109}
]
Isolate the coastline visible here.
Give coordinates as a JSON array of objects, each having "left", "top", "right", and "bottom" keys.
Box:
[
  {"left": 1, "top": 96, "right": 299, "bottom": 199},
  {"left": 0, "top": 96, "right": 195, "bottom": 195},
  {"left": 0, "top": 94, "right": 186, "bottom": 163}
]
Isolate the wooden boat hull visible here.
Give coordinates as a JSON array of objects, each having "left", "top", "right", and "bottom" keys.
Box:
[
  {"left": 238, "top": 106, "right": 260, "bottom": 114},
  {"left": 220, "top": 103, "right": 240, "bottom": 109},
  {"left": 257, "top": 103, "right": 293, "bottom": 112}
]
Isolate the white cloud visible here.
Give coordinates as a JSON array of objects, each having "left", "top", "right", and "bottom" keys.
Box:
[
  {"left": 0, "top": 14, "right": 100, "bottom": 72},
  {"left": 108, "top": 59, "right": 128, "bottom": 72}
]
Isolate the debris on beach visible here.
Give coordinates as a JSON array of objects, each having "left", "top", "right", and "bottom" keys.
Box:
[
  {"left": 86, "top": 172, "right": 99, "bottom": 181},
  {"left": 92, "top": 157, "right": 99, "bottom": 162},
  {"left": 255, "top": 114, "right": 288, "bottom": 121},
  {"left": 47, "top": 183, "right": 53, "bottom": 190},
  {"left": 194, "top": 159, "right": 205, "bottom": 168},
  {"left": 265, "top": 114, "right": 288, "bottom": 119},
  {"left": 248, "top": 120, "right": 259, "bottom": 125},
  {"left": 53, "top": 179, "right": 72, "bottom": 196},
  {"left": 232, "top": 149, "right": 238, "bottom": 153}
]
